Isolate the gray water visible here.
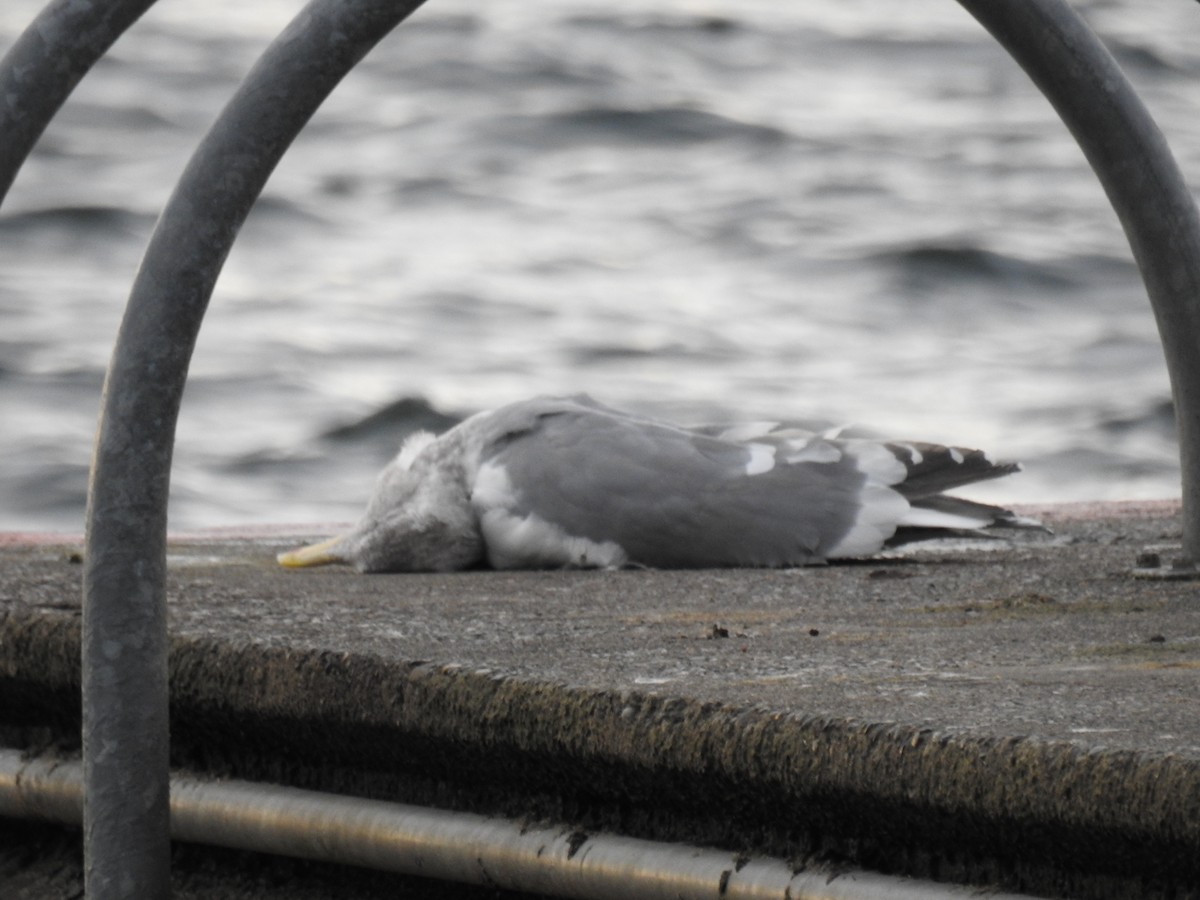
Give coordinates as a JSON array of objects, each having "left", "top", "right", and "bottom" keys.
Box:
[{"left": 1, "top": 0, "right": 1196, "bottom": 532}]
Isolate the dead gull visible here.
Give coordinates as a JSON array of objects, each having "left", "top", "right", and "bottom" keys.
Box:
[{"left": 278, "top": 394, "right": 1030, "bottom": 572}]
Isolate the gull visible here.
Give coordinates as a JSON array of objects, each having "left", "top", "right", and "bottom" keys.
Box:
[{"left": 278, "top": 394, "right": 1031, "bottom": 572}]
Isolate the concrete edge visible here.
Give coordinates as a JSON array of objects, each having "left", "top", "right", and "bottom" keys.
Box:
[{"left": 2, "top": 606, "right": 1197, "bottom": 898}]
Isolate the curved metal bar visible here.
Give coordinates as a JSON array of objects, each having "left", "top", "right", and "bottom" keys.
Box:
[
  {"left": 957, "top": 0, "right": 1200, "bottom": 560},
  {"left": 0, "top": 0, "right": 160, "bottom": 208},
  {"left": 82, "top": 0, "right": 428, "bottom": 896}
]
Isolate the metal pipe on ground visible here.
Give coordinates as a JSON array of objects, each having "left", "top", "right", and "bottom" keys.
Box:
[
  {"left": 957, "top": 0, "right": 1200, "bottom": 563},
  {"left": 0, "top": 0, "right": 161, "bottom": 207},
  {"left": 0, "top": 749, "right": 1042, "bottom": 900}
]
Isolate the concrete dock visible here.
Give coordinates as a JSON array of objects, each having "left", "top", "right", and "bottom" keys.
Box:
[{"left": 2, "top": 500, "right": 1198, "bottom": 898}]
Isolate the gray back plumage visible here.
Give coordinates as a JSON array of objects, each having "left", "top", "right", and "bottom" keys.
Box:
[{"left": 475, "top": 396, "right": 868, "bottom": 567}]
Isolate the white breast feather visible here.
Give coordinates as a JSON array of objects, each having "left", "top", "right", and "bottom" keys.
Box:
[{"left": 472, "top": 460, "right": 628, "bottom": 569}]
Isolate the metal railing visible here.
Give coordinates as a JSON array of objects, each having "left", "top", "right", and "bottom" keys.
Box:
[{"left": 1, "top": 0, "right": 1198, "bottom": 896}]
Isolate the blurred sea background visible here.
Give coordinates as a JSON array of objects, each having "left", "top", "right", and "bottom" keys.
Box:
[{"left": 1, "top": 0, "right": 1197, "bottom": 532}]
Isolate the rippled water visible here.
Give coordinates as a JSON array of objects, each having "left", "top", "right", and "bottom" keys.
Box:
[{"left": 1, "top": 0, "right": 1196, "bottom": 530}]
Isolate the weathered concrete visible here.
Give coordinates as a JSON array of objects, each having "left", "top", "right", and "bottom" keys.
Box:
[{"left": 2, "top": 501, "right": 1198, "bottom": 899}]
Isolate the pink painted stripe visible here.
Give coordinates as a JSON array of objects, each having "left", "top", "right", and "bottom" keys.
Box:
[{"left": 0, "top": 524, "right": 351, "bottom": 548}]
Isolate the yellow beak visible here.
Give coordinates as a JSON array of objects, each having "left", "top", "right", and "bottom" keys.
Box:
[{"left": 277, "top": 535, "right": 347, "bottom": 568}]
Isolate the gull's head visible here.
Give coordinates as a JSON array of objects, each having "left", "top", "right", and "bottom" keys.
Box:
[{"left": 277, "top": 431, "right": 484, "bottom": 573}]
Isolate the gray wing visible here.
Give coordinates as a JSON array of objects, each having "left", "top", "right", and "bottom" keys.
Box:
[
  {"left": 689, "top": 419, "right": 1022, "bottom": 509},
  {"left": 474, "top": 398, "right": 869, "bottom": 568}
]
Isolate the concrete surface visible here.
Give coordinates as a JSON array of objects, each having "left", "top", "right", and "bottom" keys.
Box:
[{"left": 1, "top": 500, "right": 1198, "bottom": 898}]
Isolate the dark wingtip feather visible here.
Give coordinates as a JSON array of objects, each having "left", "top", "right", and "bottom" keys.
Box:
[{"left": 887, "top": 441, "right": 1021, "bottom": 498}]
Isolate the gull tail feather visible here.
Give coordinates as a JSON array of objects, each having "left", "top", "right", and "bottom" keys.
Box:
[{"left": 886, "top": 495, "right": 1049, "bottom": 547}]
